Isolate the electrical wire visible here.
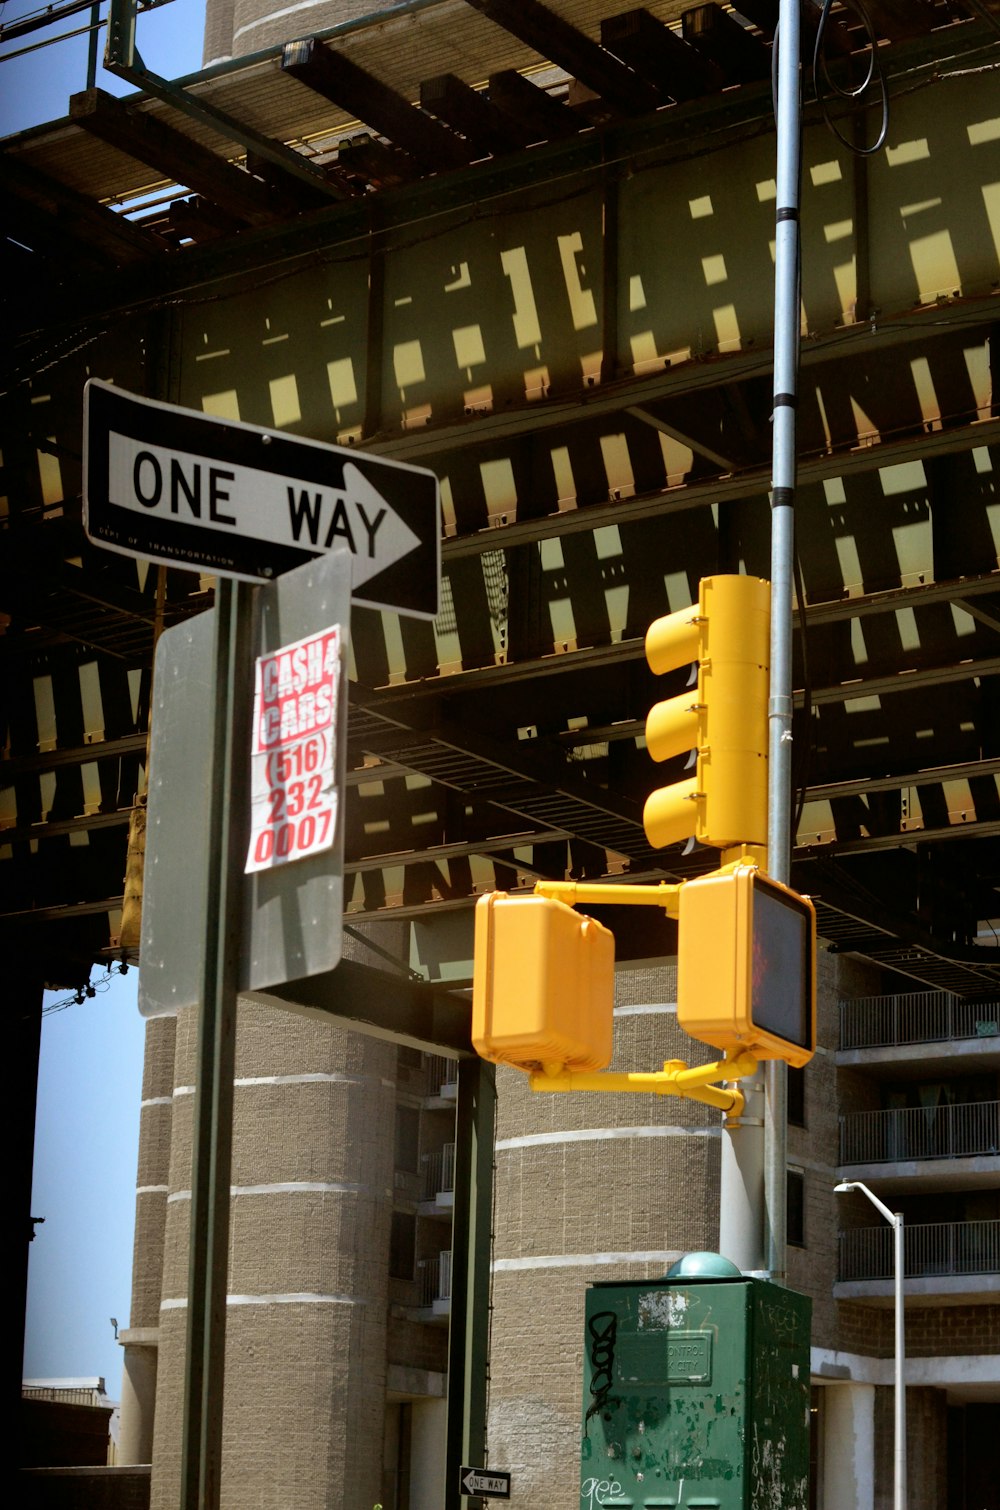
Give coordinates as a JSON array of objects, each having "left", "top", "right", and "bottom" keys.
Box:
[
  {"left": 42, "top": 959, "right": 130, "bottom": 1014},
  {"left": 812, "top": 0, "right": 890, "bottom": 156}
]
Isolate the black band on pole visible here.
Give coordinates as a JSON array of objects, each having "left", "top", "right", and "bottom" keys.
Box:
[
  {"left": 776, "top": 206, "right": 799, "bottom": 222},
  {"left": 771, "top": 487, "right": 795, "bottom": 508},
  {"left": 773, "top": 392, "right": 797, "bottom": 409}
]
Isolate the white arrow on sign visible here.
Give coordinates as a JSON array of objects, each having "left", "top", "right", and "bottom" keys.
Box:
[
  {"left": 460, "top": 1467, "right": 512, "bottom": 1498},
  {"left": 107, "top": 431, "right": 422, "bottom": 590}
]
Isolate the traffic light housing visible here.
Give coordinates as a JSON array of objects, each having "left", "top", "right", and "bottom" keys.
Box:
[
  {"left": 677, "top": 864, "right": 816, "bottom": 1066},
  {"left": 471, "top": 891, "right": 615, "bottom": 1072},
  {"left": 644, "top": 575, "right": 770, "bottom": 852}
]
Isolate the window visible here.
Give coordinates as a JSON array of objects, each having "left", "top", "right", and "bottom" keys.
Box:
[
  {"left": 787, "top": 1169, "right": 806, "bottom": 1248},
  {"left": 389, "top": 1211, "right": 416, "bottom": 1280},
  {"left": 394, "top": 1105, "right": 420, "bottom": 1173},
  {"left": 788, "top": 1065, "right": 806, "bottom": 1127}
]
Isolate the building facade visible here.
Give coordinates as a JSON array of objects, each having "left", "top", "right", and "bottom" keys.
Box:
[{"left": 120, "top": 927, "right": 999, "bottom": 1507}]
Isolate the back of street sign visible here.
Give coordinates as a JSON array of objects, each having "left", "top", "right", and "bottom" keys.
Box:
[{"left": 138, "top": 548, "right": 352, "bottom": 1016}]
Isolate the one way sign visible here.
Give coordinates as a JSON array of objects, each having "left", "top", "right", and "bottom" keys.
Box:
[
  {"left": 83, "top": 379, "right": 441, "bottom": 619},
  {"left": 460, "top": 1466, "right": 512, "bottom": 1499}
]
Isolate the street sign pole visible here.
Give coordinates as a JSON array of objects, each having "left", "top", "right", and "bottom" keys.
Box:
[{"left": 180, "top": 578, "right": 254, "bottom": 1509}]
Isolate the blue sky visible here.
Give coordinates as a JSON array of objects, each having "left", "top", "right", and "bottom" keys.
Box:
[
  {"left": 9, "top": 0, "right": 205, "bottom": 1399},
  {"left": 1, "top": 0, "right": 207, "bottom": 137},
  {"left": 25, "top": 968, "right": 147, "bottom": 1393}
]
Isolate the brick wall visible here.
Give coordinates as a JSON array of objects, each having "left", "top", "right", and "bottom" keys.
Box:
[
  {"left": 874, "top": 1385, "right": 947, "bottom": 1510},
  {"left": 130, "top": 1016, "right": 175, "bottom": 1329},
  {"left": 487, "top": 963, "right": 728, "bottom": 1509},
  {"left": 906, "top": 1303, "right": 999, "bottom": 1356},
  {"left": 149, "top": 998, "right": 397, "bottom": 1510}
]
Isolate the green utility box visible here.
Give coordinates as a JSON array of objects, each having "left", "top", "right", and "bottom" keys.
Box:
[{"left": 581, "top": 1253, "right": 811, "bottom": 1510}]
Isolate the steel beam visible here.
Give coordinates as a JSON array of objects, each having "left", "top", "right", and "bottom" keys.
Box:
[
  {"left": 464, "top": 0, "right": 662, "bottom": 116},
  {"left": 281, "top": 38, "right": 473, "bottom": 172},
  {"left": 245, "top": 957, "right": 476, "bottom": 1057},
  {"left": 70, "top": 89, "right": 293, "bottom": 227}
]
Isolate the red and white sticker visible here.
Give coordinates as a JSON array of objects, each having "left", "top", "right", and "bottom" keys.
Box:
[{"left": 246, "top": 625, "right": 342, "bottom": 874}]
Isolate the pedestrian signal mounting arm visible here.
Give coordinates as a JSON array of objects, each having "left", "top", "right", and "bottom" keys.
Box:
[
  {"left": 531, "top": 880, "right": 756, "bottom": 1117},
  {"left": 471, "top": 878, "right": 765, "bottom": 1119}
]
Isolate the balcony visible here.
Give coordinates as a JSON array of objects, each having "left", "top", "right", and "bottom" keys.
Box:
[
  {"left": 415, "top": 1249, "right": 452, "bottom": 1323},
  {"left": 419, "top": 1142, "right": 456, "bottom": 1214},
  {"left": 835, "top": 1219, "right": 999, "bottom": 1305},
  {"left": 423, "top": 1053, "right": 459, "bottom": 1106},
  {"left": 838, "top": 991, "right": 1000, "bottom": 1074},
  {"left": 839, "top": 1101, "right": 1000, "bottom": 1192}
]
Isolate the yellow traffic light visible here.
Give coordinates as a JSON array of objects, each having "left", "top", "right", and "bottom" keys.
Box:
[
  {"left": 644, "top": 574, "right": 770, "bottom": 851},
  {"left": 471, "top": 891, "right": 614, "bottom": 1073},
  {"left": 676, "top": 864, "right": 816, "bottom": 1066}
]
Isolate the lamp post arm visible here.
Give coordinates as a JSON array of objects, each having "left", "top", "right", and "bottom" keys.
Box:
[{"left": 834, "top": 1179, "right": 898, "bottom": 1229}]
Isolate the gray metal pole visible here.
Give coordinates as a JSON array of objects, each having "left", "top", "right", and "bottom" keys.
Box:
[
  {"left": 835, "top": 1182, "right": 907, "bottom": 1510},
  {"left": 894, "top": 1211, "right": 907, "bottom": 1510},
  {"left": 721, "top": 0, "right": 802, "bottom": 1279},
  {"left": 445, "top": 1056, "right": 496, "bottom": 1510},
  {"left": 717, "top": 1080, "right": 766, "bottom": 1272},
  {"left": 764, "top": 0, "right": 804, "bottom": 1284},
  {"left": 180, "top": 578, "right": 254, "bottom": 1509}
]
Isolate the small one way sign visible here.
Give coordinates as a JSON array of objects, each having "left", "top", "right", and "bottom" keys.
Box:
[
  {"left": 83, "top": 379, "right": 441, "bottom": 619},
  {"left": 460, "top": 1466, "right": 512, "bottom": 1499}
]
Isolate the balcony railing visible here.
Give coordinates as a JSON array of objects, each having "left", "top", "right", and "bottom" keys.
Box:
[
  {"left": 839, "top": 1219, "right": 1000, "bottom": 1282},
  {"left": 840, "top": 990, "right": 1000, "bottom": 1051},
  {"left": 839, "top": 1100, "right": 999, "bottom": 1165},
  {"left": 424, "top": 1053, "right": 459, "bottom": 1097},
  {"left": 421, "top": 1142, "right": 456, "bottom": 1200},
  {"left": 438, "top": 1247, "right": 452, "bottom": 1301},
  {"left": 417, "top": 1249, "right": 452, "bottom": 1307}
]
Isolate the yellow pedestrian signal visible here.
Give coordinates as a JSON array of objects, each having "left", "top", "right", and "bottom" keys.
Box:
[
  {"left": 471, "top": 891, "right": 615, "bottom": 1073},
  {"left": 676, "top": 864, "right": 816, "bottom": 1066},
  {"left": 644, "top": 575, "right": 770, "bottom": 852}
]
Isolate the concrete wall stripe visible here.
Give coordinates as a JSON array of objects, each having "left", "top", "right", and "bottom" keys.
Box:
[
  {"left": 161, "top": 1291, "right": 367, "bottom": 1310},
  {"left": 166, "top": 1180, "right": 368, "bottom": 1202},
  {"left": 492, "top": 1251, "right": 684, "bottom": 1272},
  {"left": 496, "top": 1125, "right": 719, "bottom": 1152}
]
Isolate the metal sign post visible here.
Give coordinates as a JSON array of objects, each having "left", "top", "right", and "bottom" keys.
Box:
[{"left": 180, "top": 577, "right": 252, "bottom": 1509}]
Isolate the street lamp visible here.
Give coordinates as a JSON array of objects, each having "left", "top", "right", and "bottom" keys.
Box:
[{"left": 835, "top": 1180, "right": 906, "bottom": 1510}]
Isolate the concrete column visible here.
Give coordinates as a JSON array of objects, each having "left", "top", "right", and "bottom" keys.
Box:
[
  {"left": 823, "top": 1382, "right": 875, "bottom": 1510},
  {"left": 118, "top": 1332, "right": 158, "bottom": 1463},
  {"left": 409, "top": 1397, "right": 448, "bottom": 1510},
  {"left": 718, "top": 1074, "right": 766, "bottom": 1272},
  {"left": 149, "top": 998, "right": 397, "bottom": 1510},
  {"left": 118, "top": 1014, "right": 176, "bottom": 1465}
]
